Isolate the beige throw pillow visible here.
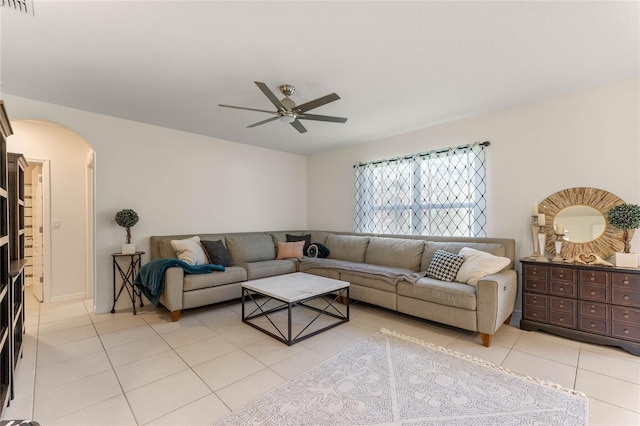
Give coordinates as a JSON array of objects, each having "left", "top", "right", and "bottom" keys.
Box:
[
  {"left": 276, "top": 241, "right": 305, "bottom": 260},
  {"left": 455, "top": 247, "right": 510, "bottom": 286},
  {"left": 170, "top": 236, "right": 208, "bottom": 265}
]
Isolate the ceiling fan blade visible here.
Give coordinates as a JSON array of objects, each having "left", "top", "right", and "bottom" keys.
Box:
[
  {"left": 219, "top": 104, "right": 276, "bottom": 115},
  {"left": 298, "top": 113, "right": 348, "bottom": 123},
  {"left": 295, "top": 93, "right": 340, "bottom": 113},
  {"left": 254, "top": 81, "right": 286, "bottom": 110},
  {"left": 247, "top": 116, "right": 279, "bottom": 128},
  {"left": 290, "top": 119, "right": 307, "bottom": 133}
]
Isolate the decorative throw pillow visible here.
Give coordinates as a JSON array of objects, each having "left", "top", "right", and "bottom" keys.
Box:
[
  {"left": 170, "top": 236, "right": 208, "bottom": 265},
  {"left": 426, "top": 249, "right": 465, "bottom": 282},
  {"left": 200, "top": 239, "right": 232, "bottom": 267},
  {"left": 455, "top": 247, "right": 510, "bottom": 286},
  {"left": 286, "top": 234, "right": 311, "bottom": 253},
  {"left": 276, "top": 240, "right": 305, "bottom": 260}
]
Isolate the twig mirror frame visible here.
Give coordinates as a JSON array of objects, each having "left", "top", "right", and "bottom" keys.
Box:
[{"left": 538, "top": 187, "right": 631, "bottom": 260}]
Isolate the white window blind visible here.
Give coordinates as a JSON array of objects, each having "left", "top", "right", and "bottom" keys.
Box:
[{"left": 354, "top": 142, "right": 489, "bottom": 237}]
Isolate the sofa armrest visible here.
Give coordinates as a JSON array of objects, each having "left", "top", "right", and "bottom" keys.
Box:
[
  {"left": 476, "top": 269, "right": 518, "bottom": 335},
  {"left": 158, "top": 267, "right": 184, "bottom": 313}
]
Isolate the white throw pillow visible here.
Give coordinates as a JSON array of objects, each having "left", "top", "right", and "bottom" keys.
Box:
[
  {"left": 455, "top": 247, "right": 510, "bottom": 286},
  {"left": 170, "top": 236, "right": 208, "bottom": 265}
]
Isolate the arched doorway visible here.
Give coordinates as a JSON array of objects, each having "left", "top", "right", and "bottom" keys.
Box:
[{"left": 7, "top": 120, "right": 95, "bottom": 306}]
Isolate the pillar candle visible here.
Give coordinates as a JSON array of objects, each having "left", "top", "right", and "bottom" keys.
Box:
[
  {"left": 532, "top": 203, "right": 539, "bottom": 215},
  {"left": 555, "top": 223, "right": 564, "bottom": 234},
  {"left": 538, "top": 213, "right": 546, "bottom": 226}
]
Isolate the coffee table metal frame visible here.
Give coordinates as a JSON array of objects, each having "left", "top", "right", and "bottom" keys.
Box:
[{"left": 242, "top": 279, "right": 349, "bottom": 346}]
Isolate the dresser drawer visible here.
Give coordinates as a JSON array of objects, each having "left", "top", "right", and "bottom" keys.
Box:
[
  {"left": 579, "top": 301, "right": 609, "bottom": 319},
  {"left": 579, "top": 270, "right": 607, "bottom": 286},
  {"left": 550, "top": 297, "right": 576, "bottom": 313},
  {"left": 550, "top": 311, "right": 576, "bottom": 328},
  {"left": 524, "top": 293, "right": 547, "bottom": 308},
  {"left": 550, "top": 267, "right": 575, "bottom": 283},
  {"left": 611, "top": 273, "right": 640, "bottom": 289},
  {"left": 524, "top": 306, "right": 547, "bottom": 322},
  {"left": 611, "top": 306, "right": 640, "bottom": 324},
  {"left": 611, "top": 288, "right": 640, "bottom": 307},
  {"left": 524, "top": 278, "right": 548, "bottom": 294},
  {"left": 524, "top": 264, "right": 547, "bottom": 279},
  {"left": 611, "top": 322, "right": 640, "bottom": 343},
  {"left": 579, "top": 284, "right": 608, "bottom": 302},
  {"left": 579, "top": 317, "right": 609, "bottom": 336},
  {"left": 550, "top": 281, "right": 576, "bottom": 298}
]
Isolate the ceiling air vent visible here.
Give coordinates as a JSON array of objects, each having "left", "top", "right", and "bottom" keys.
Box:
[{"left": 1, "top": 0, "right": 35, "bottom": 16}]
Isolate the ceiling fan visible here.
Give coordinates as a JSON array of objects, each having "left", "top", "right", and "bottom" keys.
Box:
[{"left": 219, "top": 81, "right": 347, "bottom": 134}]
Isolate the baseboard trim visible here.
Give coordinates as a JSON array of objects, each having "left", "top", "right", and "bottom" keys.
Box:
[{"left": 50, "top": 292, "right": 86, "bottom": 304}]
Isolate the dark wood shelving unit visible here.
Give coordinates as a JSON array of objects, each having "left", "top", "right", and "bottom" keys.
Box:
[
  {"left": 0, "top": 100, "right": 13, "bottom": 415},
  {"left": 7, "top": 152, "right": 27, "bottom": 400}
]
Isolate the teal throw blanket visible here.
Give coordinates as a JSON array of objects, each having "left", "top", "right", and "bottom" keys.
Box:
[{"left": 134, "top": 258, "right": 225, "bottom": 306}]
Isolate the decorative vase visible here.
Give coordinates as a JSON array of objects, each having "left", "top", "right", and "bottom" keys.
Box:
[
  {"left": 536, "top": 233, "right": 547, "bottom": 261},
  {"left": 614, "top": 252, "right": 638, "bottom": 268},
  {"left": 122, "top": 243, "right": 136, "bottom": 254}
]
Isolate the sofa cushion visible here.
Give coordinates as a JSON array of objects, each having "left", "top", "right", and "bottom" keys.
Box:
[
  {"left": 426, "top": 250, "right": 464, "bottom": 282},
  {"left": 326, "top": 234, "right": 370, "bottom": 263},
  {"left": 226, "top": 234, "right": 276, "bottom": 264},
  {"left": 170, "top": 236, "right": 208, "bottom": 265},
  {"left": 365, "top": 237, "right": 425, "bottom": 271},
  {"left": 200, "top": 239, "right": 232, "bottom": 267},
  {"left": 421, "top": 242, "right": 506, "bottom": 271},
  {"left": 159, "top": 239, "right": 177, "bottom": 258},
  {"left": 455, "top": 247, "right": 511, "bottom": 286},
  {"left": 239, "top": 260, "right": 297, "bottom": 280},
  {"left": 397, "top": 277, "right": 477, "bottom": 311},
  {"left": 276, "top": 241, "right": 305, "bottom": 259},
  {"left": 183, "top": 266, "right": 247, "bottom": 292},
  {"left": 286, "top": 233, "right": 311, "bottom": 253}
]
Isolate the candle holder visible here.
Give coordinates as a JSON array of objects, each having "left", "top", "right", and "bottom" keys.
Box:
[
  {"left": 529, "top": 214, "right": 548, "bottom": 261},
  {"left": 552, "top": 233, "right": 564, "bottom": 262}
]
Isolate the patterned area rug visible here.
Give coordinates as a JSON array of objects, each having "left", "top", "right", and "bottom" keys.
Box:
[{"left": 216, "top": 329, "right": 588, "bottom": 425}]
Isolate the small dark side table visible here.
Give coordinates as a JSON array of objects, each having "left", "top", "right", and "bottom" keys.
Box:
[{"left": 112, "top": 251, "right": 145, "bottom": 315}]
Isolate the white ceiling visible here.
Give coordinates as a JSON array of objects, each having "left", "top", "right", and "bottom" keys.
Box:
[{"left": 1, "top": 1, "right": 638, "bottom": 155}]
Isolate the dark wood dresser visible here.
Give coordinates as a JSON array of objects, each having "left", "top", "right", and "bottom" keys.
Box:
[{"left": 520, "top": 259, "right": 640, "bottom": 356}]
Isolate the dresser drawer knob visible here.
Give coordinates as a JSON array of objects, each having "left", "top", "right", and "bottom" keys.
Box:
[
  {"left": 532, "top": 284, "right": 537, "bottom": 288},
  {"left": 590, "top": 323, "right": 596, "bottom": 328},
  {"left": 559, "top": 303, "right": 564, "bottom": 308},
  {"left": 559, "top": 317, "right": 565, "bottom": 322},
  {"left": 559, "top": 287, "right": 564, "bottom": 292},
  {"left": 623, "top": 279, "right": 629, "bottom": 285},
  {"left": 590, "top": 291, "right": 596, "bottom": 296},
  {"left": 533, "top": 312, "right": 538, "bottom": 317},
  {"left": 533, "top": 298, "right": 537, "bottom": 304},
  {"left": 559, "top": 273, "right": 564, "bottom": 278},
  {"left": 590, "top": 308, "right": 596, "bottom": 313},
  {"left": 590, "top": 277, "right": 595, "bottom": 281},
  {"left": 624, "top": 329, "right": 630, "bottom": 335},
  {"left": 624, "top": 313, "right": 630, "bottom": 319},
  {"left": 623, "top": 295, "right": 630, "bottom": 301}
]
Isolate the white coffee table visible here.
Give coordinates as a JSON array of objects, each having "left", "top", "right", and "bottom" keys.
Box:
[{"left": 241, "top": 272, "right": 350, "bottom": 345}]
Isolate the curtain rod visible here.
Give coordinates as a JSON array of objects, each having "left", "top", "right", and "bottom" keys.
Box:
[{"left": 353, "top": 140, "right": 490, "bottom": 168}]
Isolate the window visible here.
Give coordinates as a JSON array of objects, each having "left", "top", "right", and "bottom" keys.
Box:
[{"left": 354, "top": 142, "right": 488, "bottom": 237}]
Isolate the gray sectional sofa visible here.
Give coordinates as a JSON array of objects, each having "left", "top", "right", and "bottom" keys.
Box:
[{"left": 148, "top": 231, "right": 517, "bottom": 347}]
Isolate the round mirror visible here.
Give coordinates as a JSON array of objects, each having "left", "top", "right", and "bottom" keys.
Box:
[
  {"left": 538, "top": 187, "right": 630, "bottom": 259},
  {"left": 554, "top": 205, "right": 606, "bottom": 243}
]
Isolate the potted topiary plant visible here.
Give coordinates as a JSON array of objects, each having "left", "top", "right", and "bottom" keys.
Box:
[
  {"left": 114, "top": 208, "right": 139, "bottom": 254},
  {"left": 606, "top": 203, "right": 640, "bottom": 268}
]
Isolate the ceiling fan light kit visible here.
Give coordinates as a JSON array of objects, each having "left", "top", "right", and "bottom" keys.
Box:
[{"left": 219, "top": 81, "right": 347, "bottom": 134}]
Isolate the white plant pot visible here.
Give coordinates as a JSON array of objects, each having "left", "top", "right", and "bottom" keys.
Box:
[
  {"left": 122, "top": 243, "right": 136, "bottom": 254},
  {"left": 614, "top": 252, "right": 638, "bottom": 268}
]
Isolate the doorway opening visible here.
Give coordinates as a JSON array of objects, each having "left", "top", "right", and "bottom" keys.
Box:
[{"left": 24, "top": 158, "right": 50, "bottom": 302}]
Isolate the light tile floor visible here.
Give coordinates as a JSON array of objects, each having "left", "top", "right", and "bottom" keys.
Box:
[{"left": 2, "top": 289, "right": 639, "bottom": 425}]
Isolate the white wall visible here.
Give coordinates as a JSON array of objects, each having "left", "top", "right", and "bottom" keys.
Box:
[
  {"left": 3, "top": 95, "right": 308, "bottom": 313},
  {"left": 307, "top": 77, "right": 640, "bottom": 321},
  {"left": 8, "top": 120, "right": 88, "bottom": 302}
]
